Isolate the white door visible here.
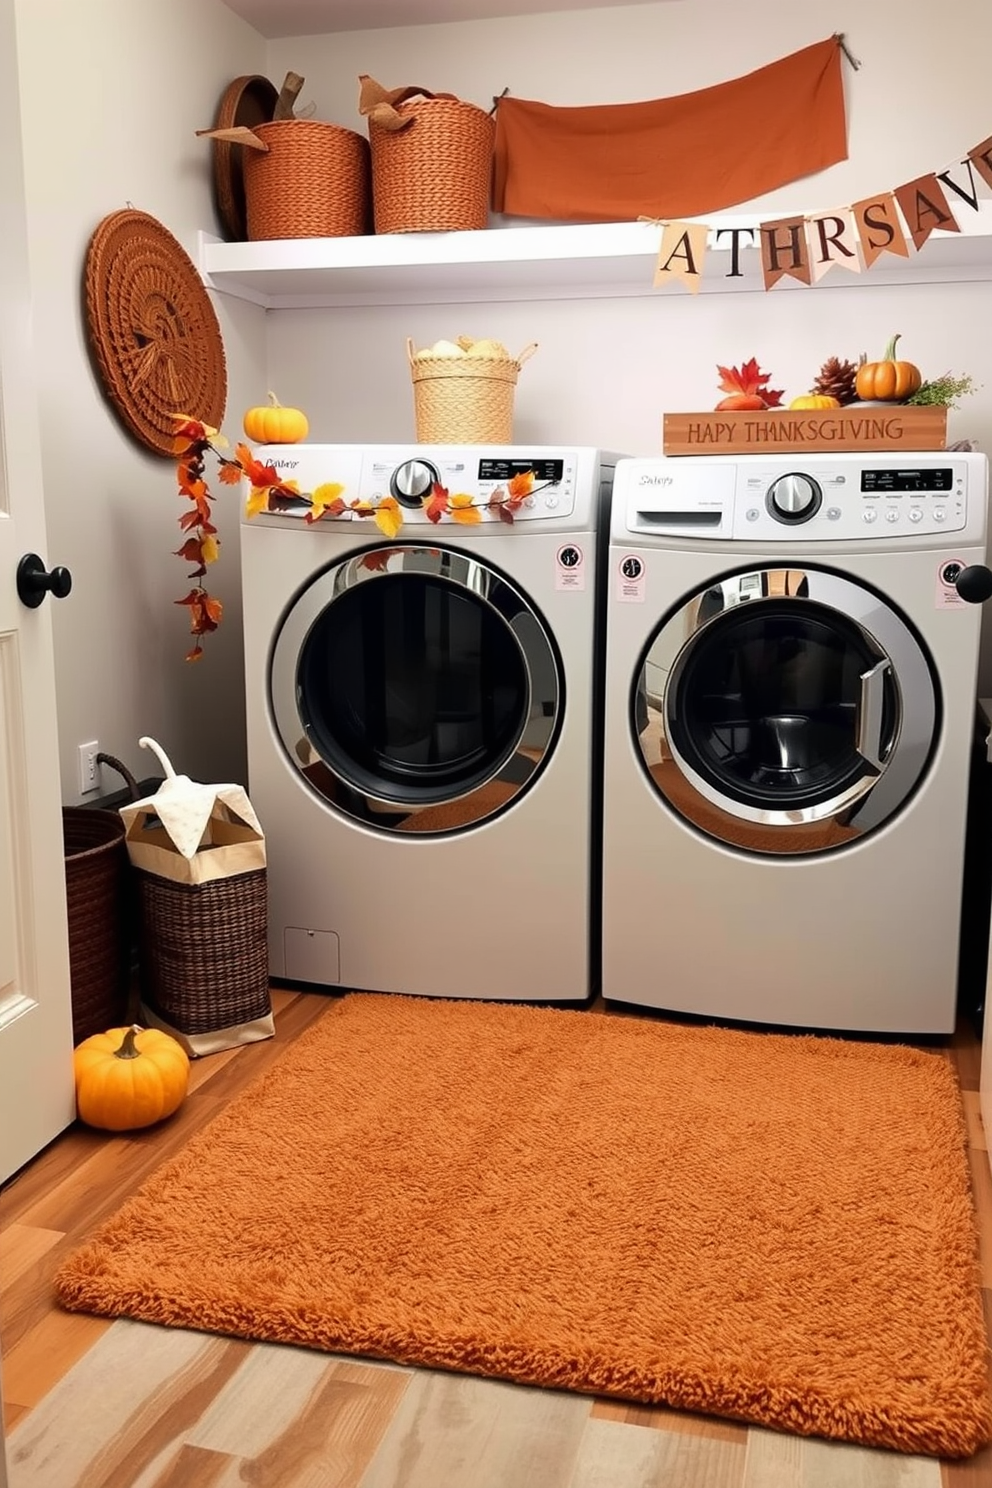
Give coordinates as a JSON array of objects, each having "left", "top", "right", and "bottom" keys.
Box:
[{"left": 0, "top": 0, "right": 75, "bottom": 1189}]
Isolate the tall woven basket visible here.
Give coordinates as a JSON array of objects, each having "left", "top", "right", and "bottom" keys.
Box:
[
  {"left": 62, "top": 809, "right": 133, "bottom": 1044},
  {"left": 136, "top": 869, "right": 271, "bottom": 1040},
  {"left": 369, "top": 98, "right": 495, "bottom": 233},
  {"left": 408, "top": 338, "right": 537, "bottom": 443},
  {"left": 244, "top": 119, "right": 371, "bottom": 240}
]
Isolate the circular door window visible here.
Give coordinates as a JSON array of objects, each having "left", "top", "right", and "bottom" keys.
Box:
[
  {"left": 270, "top": 545, "right": 562, "bottom": 834},
  {"left": 634, "top": 566, "right": 939, "bottom": 855}
]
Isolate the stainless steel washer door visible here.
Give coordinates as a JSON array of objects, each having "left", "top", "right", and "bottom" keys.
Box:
[
  {"left": 634, "top": 566, "right": 939, "bottom": 855},
  {"left": 270, "top": 545, "right": 562, "bottom": 834}
]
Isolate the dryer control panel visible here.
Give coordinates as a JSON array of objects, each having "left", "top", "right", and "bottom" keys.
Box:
[
  {"left": 249, "top": 444, "right": 620, "bottom": 525},
  {"left": 620, "top": 452, "right": 987, "bottom": 542}
]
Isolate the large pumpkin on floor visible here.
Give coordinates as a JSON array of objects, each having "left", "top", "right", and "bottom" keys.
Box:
[{"left": 73, "top": 1025, "right": 190, "bottom": 1131}]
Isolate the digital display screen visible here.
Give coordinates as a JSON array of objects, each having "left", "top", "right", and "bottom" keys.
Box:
[
  {"left": 478, "top": 459, "right": 564, "bottom": 483},
  {"left": 861, "top": 468, "right": 953, "bottom": 493}
]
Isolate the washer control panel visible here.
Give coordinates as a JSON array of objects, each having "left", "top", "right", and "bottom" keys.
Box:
[
  {"left": 361, "top": 450, "right": 578, "bottom": 518},
  {"left": 622, "top": 453, "right": 983, "bottom": 541},
  {"left": 253, "top": 445, "right": 610, "bottom": 524}
]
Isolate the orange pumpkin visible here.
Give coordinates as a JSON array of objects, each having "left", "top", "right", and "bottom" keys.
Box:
[
  {"left": 243, "top": 392, "right": 309, "bottom": 444},
  {"left": 789, "top": 394, "right": 841, "bottom": 410},
  {"left": 73, "top": 1025, "right": 189, "bottom": 1131},
  {"left": 855, "top": 336, "right": 922, "bottom": 402}
]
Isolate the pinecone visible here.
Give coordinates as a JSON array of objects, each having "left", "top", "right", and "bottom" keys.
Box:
[{"left": 813, "top": 356, "right": 859, "bottom": 406}]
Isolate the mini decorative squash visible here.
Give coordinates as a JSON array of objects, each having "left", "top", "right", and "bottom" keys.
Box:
[
  {"left": 242, "top": 392, "right": 309, "bottom": 444},
  {"left": 789, "top": 394, "right": 841, "bottom": 410},
  {"left": 855, "top": 335, "right": 923, "bottom": 402},
  {"left": 73, "top": 1025, "right": 190, "bottom": 1132}
]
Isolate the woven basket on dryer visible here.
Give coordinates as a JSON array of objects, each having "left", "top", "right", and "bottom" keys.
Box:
[
  {"left": 407, "top": 337, "right": 537, "bottom": 444},
  {"left": 360, "top": 75, "right": 496, "bottom": 234}
]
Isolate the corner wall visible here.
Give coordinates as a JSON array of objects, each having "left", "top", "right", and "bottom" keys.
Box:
[{"left": 15, "top": 0, "right": 267, "bottom": 801}]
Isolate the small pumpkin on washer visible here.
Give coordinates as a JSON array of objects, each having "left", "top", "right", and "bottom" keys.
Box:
[
  {"left": 788, "top": 393, "right": 842, "bottom": 410},
  {"left": 243, "top": 391, "right": 309, "bottom": 444},
  {"left": 73, "top": 1025, "right": 190, "bottom": 1132},
  {"left": 855, "top": 335, "right": 923, "bottom": 402}
]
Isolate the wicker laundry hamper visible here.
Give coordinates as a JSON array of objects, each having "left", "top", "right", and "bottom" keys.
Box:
[
  {"left": 62, "top": 808, "right": 133, "bottom": 1044},
  {"left": 361, "top": 79, "right": 495, "bottom": 234},
  {"left": 118, "top": 738, "right": 274, "bottom": 1057},
  {"left": 243, "top": 119, "right": 371, "bottom": 240},
  {"left": 134, "top": 867, "right": 271, "bottom": 1049},
  {"left": 408, "top": 338, "right": 537, "bottom": 443}
]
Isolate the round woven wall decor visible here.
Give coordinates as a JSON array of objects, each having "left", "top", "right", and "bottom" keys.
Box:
[{"left": 84, "top": 209, "right": 227, "bottom": 457}]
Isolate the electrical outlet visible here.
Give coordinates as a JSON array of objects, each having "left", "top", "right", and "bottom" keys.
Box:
[{"left": 78, "top": 740, "right": 100, "bottom": 795}]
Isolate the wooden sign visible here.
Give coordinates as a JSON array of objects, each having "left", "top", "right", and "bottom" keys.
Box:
[{"left": 662, "top": 405, "right": 948, "bottom": 456}]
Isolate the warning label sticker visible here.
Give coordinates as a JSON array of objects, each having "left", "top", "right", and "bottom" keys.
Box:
[
  {"left": 555, "top": 543, "right": 585, "bottom": 591},
  {"left": 936, "top": 558, "right": 969, "bottom": 610},
  {"left": 617, "top": 554, "right": 646, "bottom": 603}
]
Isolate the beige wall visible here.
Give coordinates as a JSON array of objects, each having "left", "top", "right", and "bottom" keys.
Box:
[
  {"left": 263, "top": 0, "right": 992, "bottom": 687},
  {"left": 13, "top": 0, "right": 992, "bottom": 804},
  {"left": 14, "top": 0, "right": 267, "bottom": 802}
]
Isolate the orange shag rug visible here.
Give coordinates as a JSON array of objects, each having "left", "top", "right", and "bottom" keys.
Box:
[{"left": 55, "top": 994, "right": 992, "bottom": 1457}]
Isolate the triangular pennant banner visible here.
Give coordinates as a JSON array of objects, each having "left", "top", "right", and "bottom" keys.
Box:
[
  {"left": 893, "top": 173, "right": 961, "bottom": 251},
  {"left": 654, "top": 221, "right": 710, "bottom": 293},
  {"left": 760, "top": 217, "right": 811, "bottom": 289},
  {"left": 967, "top": 135, "right": 992, "bottom": 192},
  {"left": 637, "top": 129, "right": 992, "bottom": 294},
  {"left": 806, "top": 209, "right": 862, "bottom": 281},
  {"left": 851, "top": 195, "right": 911, "bottom": 267}
]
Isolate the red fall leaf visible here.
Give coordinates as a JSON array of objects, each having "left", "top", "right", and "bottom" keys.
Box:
[
  {"left": 715, "top": 357, "right": 783, "bottom": 410},
  {"left": 424, "top": 482, "right": 449, "bottom": 524}
]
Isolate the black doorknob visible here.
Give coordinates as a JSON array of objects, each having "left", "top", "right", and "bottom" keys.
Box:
[
  {"left": 954, "top": 565, "right": 992, "bottom": 605},
  {"left": 16, "top": 552, "right": 73, "bottom": 609}
]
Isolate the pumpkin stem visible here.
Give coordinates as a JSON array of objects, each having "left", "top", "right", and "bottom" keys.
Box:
[
  {"left": 114, "top": 1025, "right": 144, "bottom": 1061},
  {"left": 883, "top": 333, "right": 902, "bottom": 362},
  {"left": 267, "top": 390, "right": 282, "bottom": 407}
]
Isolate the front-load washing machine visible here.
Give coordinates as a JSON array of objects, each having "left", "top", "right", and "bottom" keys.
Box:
[
  {"left": 241, "top": 443, "right": 621, "bottom": 1003},
  {"left": 601, "top": 451, "right": 991, "bottom": 1034}
]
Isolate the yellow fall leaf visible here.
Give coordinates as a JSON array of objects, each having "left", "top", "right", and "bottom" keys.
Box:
[
  {"left": 374, "top": 496, "right": 403, "bottom": 540},
  {"left": 309, "top": 481, "right": 346, "bottom": 520},
  {"left": 449, "top": 492, "right": 482, "bottom": 525},
  {"left": 245, "top": 486, "right": 269, "bottom": 519},
  {"left": 201, "top": 533, "right": 220, "bottom": 565}
]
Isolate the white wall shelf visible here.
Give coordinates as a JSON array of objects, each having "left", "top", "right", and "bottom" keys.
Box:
[{"left": 199, "top": 206, "right": 992, "bottom": 310}]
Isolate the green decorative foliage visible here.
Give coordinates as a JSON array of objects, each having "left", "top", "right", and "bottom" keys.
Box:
[{"left": 907, "top": 374, "right": 977, "bottom": 408}]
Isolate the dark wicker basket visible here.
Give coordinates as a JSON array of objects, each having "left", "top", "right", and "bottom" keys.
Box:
[
  {"left": 63, "top": 808, "right": 133, "bottom": 1044},
  {"left": 136, "top": 867, "right": 270, "bottom": 1036}
]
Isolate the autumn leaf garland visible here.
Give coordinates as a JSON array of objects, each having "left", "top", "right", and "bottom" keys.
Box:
[{"left": 171, "top": 417, "right": 538, "bottom": 661}]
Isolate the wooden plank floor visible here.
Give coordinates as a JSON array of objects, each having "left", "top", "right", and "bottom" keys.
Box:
[{"left": 1, "top": 989, "right": 989, "bottom": 1487}]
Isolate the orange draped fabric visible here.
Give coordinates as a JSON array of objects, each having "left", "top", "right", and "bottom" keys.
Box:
[{"left": 492, "top": 38, "right": 848, "bottom": 223}]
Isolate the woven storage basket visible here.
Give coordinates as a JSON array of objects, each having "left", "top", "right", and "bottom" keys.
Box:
[
  {"left": 244, "top": 119, "right": 371, "bottom": 240},
  {"left": 135, "top": 868, "right": 270, "bottom": 1038},
  {"left": 408, "top": 338, "right": 537, "bottom": 443},
  {"left": 369, "top": 97, "right": 495, "bottom": 233},
  {"left": 63, "top": 809, "right": 133, "bottom": 1044}
]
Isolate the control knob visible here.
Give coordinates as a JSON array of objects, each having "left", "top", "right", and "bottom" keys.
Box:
[
  {"left": 766, "top": 473, "right": 822, "bottom": 524},
  {"left": 390, "top": 457, "right": 441, "bottom": 509}
]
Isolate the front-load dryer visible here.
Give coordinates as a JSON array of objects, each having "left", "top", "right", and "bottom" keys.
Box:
[
  {"left": 601, "top": 451, "right": 990, "bottom": 1034},
  {"left": 241, "top": 444, "right": 621, "bottom": 1003}
]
